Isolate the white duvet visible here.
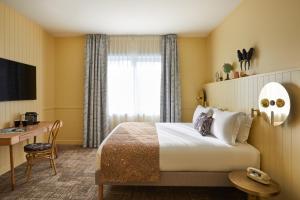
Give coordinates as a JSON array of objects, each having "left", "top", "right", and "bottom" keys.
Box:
[{"left": 96, "top": 123, "right": 260, "bottom": 171}]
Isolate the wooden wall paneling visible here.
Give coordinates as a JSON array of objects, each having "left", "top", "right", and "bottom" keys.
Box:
[
  {"left": 0, "top": 4, "right": 4, "bottom": 57},
  {"left": 205, "top": 68, "right": 300, "bottom": 200},
  {"left": 282, "top": 71, "right": 293, "bottom": 199},
  {"left": 0, "top": 3, "right": 55, "bottom": 175},
  {"left": 290, "top": 70, "right": 300, "bottom": 200}
]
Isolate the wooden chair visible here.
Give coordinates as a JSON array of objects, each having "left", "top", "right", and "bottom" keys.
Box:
[{"left": 24, "top": 120, "right": 62, "bottom": 181}]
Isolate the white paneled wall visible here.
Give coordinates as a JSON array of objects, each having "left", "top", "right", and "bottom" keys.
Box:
[{"left": 205, "top": 68, "right": 300, "bottom": 200}]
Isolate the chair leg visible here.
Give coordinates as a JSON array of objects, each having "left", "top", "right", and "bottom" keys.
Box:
[
  {"left": 49, "top": 159, "right": 52, "bottom": 168},
  {"left": 26, "top": 155, "right": 33, "bottom": 182},
  {"left": 50, "top": 158, "right": 57, "bottom": 175},
  {"left": 54, "top": 145, "right": 58, "bottom": 159},
  {"left": 98, "top": 184, "right": 104, "bottom": 200},
  {"left": 25, "top": 154, "right": 29, "bottom": 175},
  {"left": 25, "top": 164, "right": 28, "bottom": 175}
]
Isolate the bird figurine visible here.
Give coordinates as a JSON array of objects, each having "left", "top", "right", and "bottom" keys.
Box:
[
  {"left": 242, "top": 49, "right": 248, "bottom": 71},
  {"left": 246, "top": 48, "right": 255, "bottom": 70},
  {"left": 237, "top": 50, "right": 243, "bottom": 71}
]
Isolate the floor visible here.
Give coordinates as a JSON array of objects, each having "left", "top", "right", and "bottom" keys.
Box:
[{"left": 0, "top": 146, "right": 246, "bottom": 200}]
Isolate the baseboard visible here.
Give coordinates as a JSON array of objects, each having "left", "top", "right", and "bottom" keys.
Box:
[{"left": 56, "top": 140, "right": 83, "bottom": 145}]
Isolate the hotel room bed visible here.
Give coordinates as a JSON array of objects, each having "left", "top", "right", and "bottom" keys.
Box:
[{"left": 95, "top": 122, "right": 260, "bottom": 200}]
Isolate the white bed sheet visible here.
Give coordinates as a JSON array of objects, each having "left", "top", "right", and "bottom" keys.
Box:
[{"left": 96, "top": 123, "right": 260, "bottom": 171}]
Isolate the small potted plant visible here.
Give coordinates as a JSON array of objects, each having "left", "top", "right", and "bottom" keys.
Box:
[{"left": 223, "top": 63, "right": 233, "bottom": 80}]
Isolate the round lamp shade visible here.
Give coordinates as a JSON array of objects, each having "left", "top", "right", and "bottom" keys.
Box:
[{"left": 258, "top": 82, "right": 290, "bottom": 126}]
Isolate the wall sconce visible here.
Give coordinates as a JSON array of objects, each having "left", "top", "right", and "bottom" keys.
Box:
[
  {"left": 258, "top": 82, "right": 290, "bottom": 126},
  {"left": 196, "top": 89, "right": 207, "bottom": 107}
]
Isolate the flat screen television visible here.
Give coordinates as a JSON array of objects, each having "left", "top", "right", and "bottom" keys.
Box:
[{"left": 0, "top": 58, "right": 36, "bottom": 101}]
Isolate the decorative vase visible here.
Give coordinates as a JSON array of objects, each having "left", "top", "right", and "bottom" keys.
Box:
[{"left": 233, "top": 71, "right": 240, "bottom": 79}]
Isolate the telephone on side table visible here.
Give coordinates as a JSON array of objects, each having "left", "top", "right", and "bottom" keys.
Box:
[
  {"left": 229, "top": 170, "right": 280, "bottom": 200},
  {"left": 247, "top": 167, "right": 271, "bottom": 185}
]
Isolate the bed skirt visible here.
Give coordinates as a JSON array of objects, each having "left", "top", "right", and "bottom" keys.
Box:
[{"left": 95, "top": 170, "right": 232, "bottom": 187}]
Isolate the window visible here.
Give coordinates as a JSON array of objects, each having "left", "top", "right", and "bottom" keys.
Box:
[{"left": 107, "top": 36, "right": 161, "bottom": 128}]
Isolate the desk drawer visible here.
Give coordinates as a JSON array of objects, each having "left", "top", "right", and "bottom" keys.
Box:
[{"left": 19, "top": 127, "right": 48, "bottom": 142}]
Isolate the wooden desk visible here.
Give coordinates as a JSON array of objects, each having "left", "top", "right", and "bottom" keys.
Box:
[{"left": 0, "top": 121, "right": 59, "bottom": 190}]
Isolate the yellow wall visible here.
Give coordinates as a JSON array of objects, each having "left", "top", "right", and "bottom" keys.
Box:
[
  {"left": 207, "top": 0, "right": 300, "bottom": 80},
  {"left": 1, "top": 2, "right": 300, "bottom": 198},
  {"left": 53, "top": 36, "right": 208, "bottom": 143},
  {"left": 51, "top": 0, "right": 300, "bottom": 144},
  {"left": 54, "top": 37, "right": 85, "bottom": 144},
  {"left": 0, "top": 6, "right": 209, "bottom": 171},
  {"left": 0, "top": 3, "right": 56, "bottom": 175},
  {"left": 178, "top": 37, "right": 209, "bottom": 122},
  {"left": 206, "top": 0, "right": 300, "bottom": 199}
]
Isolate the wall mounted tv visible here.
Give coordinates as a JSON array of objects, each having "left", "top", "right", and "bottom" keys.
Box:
[{"left": 0, "top": 58, "right": 36, "bottom": 101}]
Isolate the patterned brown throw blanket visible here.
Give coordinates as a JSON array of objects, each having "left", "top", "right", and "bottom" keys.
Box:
[{"left": 100, "top": 122, "right": 160, "bottom": 183}]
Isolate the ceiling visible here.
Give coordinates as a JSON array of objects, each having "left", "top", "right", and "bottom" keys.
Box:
[{"left": 2, "top": 0, "right": 241, "bottom": 37}]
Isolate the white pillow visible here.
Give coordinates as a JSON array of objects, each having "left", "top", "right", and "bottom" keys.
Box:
[
  {"left": 192, "top": 105, "right": 213, "bottom": 124},
  {"left": 210, "top": 110, "right": 242, "bottom": 145},
  {"left": 236, "top": 114, "right": 253, "bottom": 143}
]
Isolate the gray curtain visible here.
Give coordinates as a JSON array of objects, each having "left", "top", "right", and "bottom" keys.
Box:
[
  {"left": 83, "top": 34, "right": 109, "bottom": 148},
  {"left": 160, "top": 34, "right": 181, "bottom": 122}
]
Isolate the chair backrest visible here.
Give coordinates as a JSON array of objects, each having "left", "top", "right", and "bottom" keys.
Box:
[{"left": 48, "top": 120, "right": 62, "bottom": 152}]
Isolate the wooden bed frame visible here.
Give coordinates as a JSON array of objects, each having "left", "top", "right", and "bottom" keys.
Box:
[{"left": 95, "top": 170, "right": 232, "bottom": 200}]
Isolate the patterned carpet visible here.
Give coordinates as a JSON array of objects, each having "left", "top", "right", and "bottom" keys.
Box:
[{"left": 0, "top": 146, "right": 246, "bottom": 200}]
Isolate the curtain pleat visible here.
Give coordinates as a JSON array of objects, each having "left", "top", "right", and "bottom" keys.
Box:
[
  {"left": 160, "top": 34, "right": 181, "bottom": 122},
  {"left": 84, "top": 34, "right": 180, "bottom": 145},
  {"left": 83, "top": 34, "right": 108, "bottom": 148}
]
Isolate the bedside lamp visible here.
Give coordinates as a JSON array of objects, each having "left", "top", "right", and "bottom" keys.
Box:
[{"left": 258, "top": 82, "right": 290, "bottom": 126}]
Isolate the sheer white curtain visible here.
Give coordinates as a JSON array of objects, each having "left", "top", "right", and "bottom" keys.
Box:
[{"left": 107, "top": 36, "right": 161, "bottom": 129}]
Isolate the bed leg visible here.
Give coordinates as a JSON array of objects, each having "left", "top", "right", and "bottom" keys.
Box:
[
  {"left": 247, "top": 194, "right": 257, "bottom": 200},
  {"left": 98, "top": 184, "right": 104, "bottom": 200}
]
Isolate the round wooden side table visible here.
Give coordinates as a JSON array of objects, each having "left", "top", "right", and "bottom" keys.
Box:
[{"left": 228, "top": 170, "right": 280, "bottom": 200}]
